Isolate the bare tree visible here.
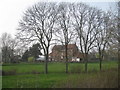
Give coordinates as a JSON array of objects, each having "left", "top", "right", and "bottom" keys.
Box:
[
  {"left": 113, "top": 1, "right": 120, "bottom": 62},
  {"left": 54, "top": 3, "right": 76, "bottom": 73},
  {"left": 17, "top": 2, "right": 58, "bottom": 74},
  {"left": 58, "top": 3, "right": 74, "bottom": 73},
  {"left": 70, "top": 3, "right": 99, "bottom": 72},
  {"left": 0, "top": 33, "right": 19, "bottom": 63},
  {"left": 118, "top": 1, "right": 120, "bottom": 64},
  {"left": 95, "top": 11, "right": 117, "bottom": 71},
  {"left": 0, "top": 33, "right": 11, "bottom": 63}
]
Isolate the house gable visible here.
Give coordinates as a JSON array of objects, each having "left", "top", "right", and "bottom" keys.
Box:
[{"left": 49, "top": 44, "right": 83, "bottom": 62}]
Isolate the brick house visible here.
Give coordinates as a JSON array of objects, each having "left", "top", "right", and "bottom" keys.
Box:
[{"left": 49, "top": 44, "right": 83, "bottom": 62}]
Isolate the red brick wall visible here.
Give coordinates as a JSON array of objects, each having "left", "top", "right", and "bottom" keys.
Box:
[{"left": 49, "top": 44, "right": 83, "bottom": 61}]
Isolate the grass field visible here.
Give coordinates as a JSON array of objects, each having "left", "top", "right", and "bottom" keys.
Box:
[
  {"left": 2, "top": 61, "right": 118, "bottom": 88},
  {"left": 0, "top": 64, "right": 2, "bottom": 89}
]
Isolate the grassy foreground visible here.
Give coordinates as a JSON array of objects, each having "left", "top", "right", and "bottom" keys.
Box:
[{"left": 2, "top": 61, "right": 118, "bottom": 88}]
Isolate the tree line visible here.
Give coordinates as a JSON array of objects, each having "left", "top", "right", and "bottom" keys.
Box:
[{"left": 0, "top": 2, "right": 119, "bottom": 74}]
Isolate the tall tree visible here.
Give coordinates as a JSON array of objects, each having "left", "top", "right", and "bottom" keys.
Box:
[
  {"left": 95, "top": 11, "right": 116, "bottom": 71},
  {"left": 118, "top": 1, "right": 120, "bottom": 64},
  {"left": 1, "top": 33, "right": 11, "bottom": 62},
  {"left": 17, "top": 2, "right": 58, "bottom": 74},
  {"left": 54, "top": 3, "right": 75, "bottom": 73},
  {"left": 113, "top": 1, "right": 120, "bottom": 62},
  {"left": 70, "top": 3, "right": 99, "bottom": 72},
  {"left": 29, "top": 43, "right": 42, "bottom": 58},
  {"left": 22, "top": 50, "right": 29, "bottom": 62},
  {"left": 0, "top": 33, "right": 17, "bottom": 63}
]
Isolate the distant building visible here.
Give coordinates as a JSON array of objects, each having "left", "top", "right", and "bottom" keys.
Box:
[
  {"left": 36, "top": 55, "right": 46, "bottom": 62},
  {"left": 49, "top": 44, "right": 83, "bottom": 62}
]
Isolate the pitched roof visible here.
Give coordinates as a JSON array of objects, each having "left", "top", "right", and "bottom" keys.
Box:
[
  {"left": 52, "top": 44, "right": 77, "bottom": 50},
  {"left": 52, "top": 45, "right": 63, "bottom": 50},
  {"left": 67, "top": 44, "right": 77, "bottom": 49}
]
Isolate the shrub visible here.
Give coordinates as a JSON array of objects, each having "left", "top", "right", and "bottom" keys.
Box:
[{"left": 28, "top": 56, "right": 35, "bottom": 62}]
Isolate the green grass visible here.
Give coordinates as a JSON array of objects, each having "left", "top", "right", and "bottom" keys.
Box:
[
  {"left": 53, "top": 69, "right": 118, "bottom": 88},
  {"left": 0, "top": 64, "right": 2, "bottom": 89},
  {"left": 3, "top": 73, "right": 68, "bottom": 88},
  {"left": 2, "top": 69, "right": 118, "bottom": 88},
  {"left": 3, "top": 62, "right": 67, "bottom": 74},
  {"left": 2, "top": 61, "right": 118, "bottom": 74},
  {"left": 2, "top": 61, "right": 118, "bottom": 88}
]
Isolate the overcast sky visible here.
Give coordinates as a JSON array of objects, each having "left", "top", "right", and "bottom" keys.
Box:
[{"left": 0, "top": 0, "right": 117, "bottom": 37}]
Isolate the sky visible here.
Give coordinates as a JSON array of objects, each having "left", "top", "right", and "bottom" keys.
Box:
[{"left": 0, "top": 0, "right": 117, "bottom": 37}]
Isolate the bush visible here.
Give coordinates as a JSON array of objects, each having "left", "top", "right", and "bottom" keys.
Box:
[{"left": 28, "top": 56, "right": 35, "bottom": 62}]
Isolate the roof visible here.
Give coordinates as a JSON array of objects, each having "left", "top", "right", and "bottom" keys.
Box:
[
  {"left": 67, "top": 44, "right": 77, "bottom": 49},
  {"left": 52, "top": 45, "right": 63, "bottom": 50},
  {"left": 52, "top": 44, "right": 78, "bottom": 50}
]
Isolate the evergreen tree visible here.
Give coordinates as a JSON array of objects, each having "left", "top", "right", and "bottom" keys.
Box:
[{"left": 22, "top": 43, "right": 42, "bottom": 62}]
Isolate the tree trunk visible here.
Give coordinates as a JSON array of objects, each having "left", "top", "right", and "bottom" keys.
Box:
[
  {"left": 65, "top": 44, "right": 68, "bottom": 73},
  {"left": 99, "top": 49, "right": 102, "bottom": 71},
  {"left": 99, "top": 51, "right": 103, "bottom": 71},
  {"left": 45, "top": 50, "right": 49, "bottom": 74},
  {"left": 99, "top": 57, "right": 102, "bottom": 71},
  {"left": 45, "top": 55, "right": 48, "bottom": 74},
  {"left": 4, "top": 52, "right": 6, "bottom": 63},
  {"left": 85, "top": 54, "right": 88, "bottom": 73},
  {"left": 85, "top": 61, "right": 87, "bottom": 73}
]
